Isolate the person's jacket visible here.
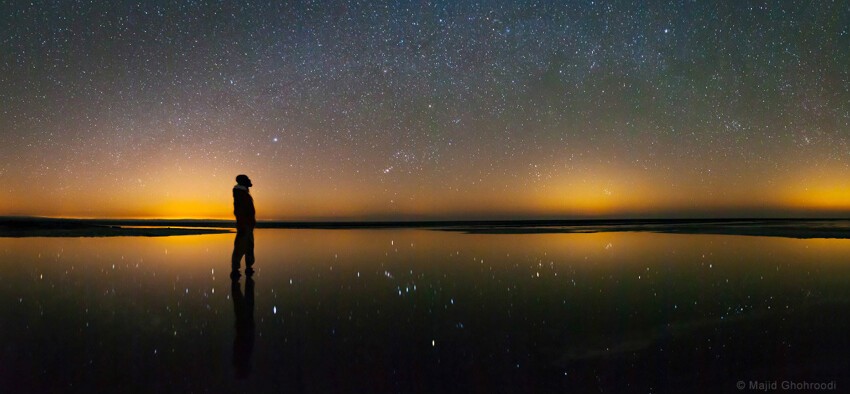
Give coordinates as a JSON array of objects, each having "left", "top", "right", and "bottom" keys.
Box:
[{"left": 233, "top": 185, "right": 256, "bottom": 229}]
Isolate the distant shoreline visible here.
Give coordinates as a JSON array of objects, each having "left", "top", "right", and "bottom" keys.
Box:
[
  {"left": 3, "top": 216, "right": 850, "bottom": 239},
  {"left": 440, "top": 220, "right": 850, "bottom": 239}
]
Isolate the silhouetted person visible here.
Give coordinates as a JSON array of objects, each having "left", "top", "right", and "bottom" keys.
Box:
[
  {"left": 231, "top": 174, "right": 255, "bottom": 278},
  {"left": 231, "top": 276, "right": 255, "bottom": 379}
]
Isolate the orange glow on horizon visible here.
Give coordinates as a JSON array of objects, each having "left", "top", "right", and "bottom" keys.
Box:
[
  {"left": 5, "top": 161, "right": 850, "bottom": 220},
  {"left": 776, "top": 167, "right": 850, "bottom": 213},
  {"left": 782, "top": 185, "right": 850, "bottom": 211}
]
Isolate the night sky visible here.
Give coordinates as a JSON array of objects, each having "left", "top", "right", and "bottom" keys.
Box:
[{"left": 1, "top": 1, "right": 848, "bottom": 220}]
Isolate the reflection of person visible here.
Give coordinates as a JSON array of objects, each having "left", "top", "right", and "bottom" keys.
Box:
[
  {"left": 231, "top": 174, "right": 256, "bottom": 277},
  {"left": 231, "top": 276, "right": 255, "bottom": 379}
]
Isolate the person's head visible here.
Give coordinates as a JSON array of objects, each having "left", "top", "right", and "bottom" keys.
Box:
[{"left": 236, "top": 174, "right": 253, "bottom": 188}]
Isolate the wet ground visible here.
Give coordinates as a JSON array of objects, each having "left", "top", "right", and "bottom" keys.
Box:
[{"left": 1, "top": 229, "right": 848, "bottom": 392}]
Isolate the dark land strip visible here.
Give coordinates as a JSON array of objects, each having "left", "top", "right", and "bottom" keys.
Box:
[{"left": 3, "top": 217, "right": 850, "bottom": 239}]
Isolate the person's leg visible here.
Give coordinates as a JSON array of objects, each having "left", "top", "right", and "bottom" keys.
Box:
[
  {"left": 245, "top": 230, "right": 255, "bottom": 268},
  {"left": 232, "top": 230, "right": 246, "bottom": 271}
]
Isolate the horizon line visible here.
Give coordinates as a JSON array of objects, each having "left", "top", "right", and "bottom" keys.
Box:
[{"left": 4, "top": 215, "right": 850, "bottom": 223}]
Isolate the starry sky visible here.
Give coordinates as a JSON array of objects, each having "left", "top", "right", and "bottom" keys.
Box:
[{"left": 1, "top": 1, "right": 849, "bottom": 220}]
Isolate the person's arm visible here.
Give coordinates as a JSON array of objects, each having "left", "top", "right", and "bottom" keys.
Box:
[
  {"left": 248, "top": 198, "right": 256, "bottom": 228},
  {"left": 234, "top": 190, "right": 254, "bottom": 228}
]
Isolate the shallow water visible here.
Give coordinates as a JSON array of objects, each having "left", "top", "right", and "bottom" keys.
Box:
[{"left": 1, "top": 229, "right": 849, "bottom": 392}]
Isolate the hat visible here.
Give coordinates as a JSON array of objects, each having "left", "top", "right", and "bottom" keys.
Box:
[{"left": 235, "top": 174, "right": 252, "bottom": 187}]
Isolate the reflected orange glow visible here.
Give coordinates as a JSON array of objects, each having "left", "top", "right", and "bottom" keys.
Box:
[{"left": 7, "top": 229, "right": 850, "bottom": 276}]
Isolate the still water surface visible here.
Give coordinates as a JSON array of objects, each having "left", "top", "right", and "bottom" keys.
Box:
[{"left": 1, "top": 229, "right": 849, "bottom": 392}]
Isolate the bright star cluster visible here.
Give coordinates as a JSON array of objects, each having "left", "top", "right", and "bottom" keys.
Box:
[{"left": 1, "top": 1, "right": 848, "bottom": 219}]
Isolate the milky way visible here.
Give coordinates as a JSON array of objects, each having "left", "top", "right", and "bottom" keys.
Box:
[{"left": 1, "top": 1, "right": 848, "bottom": 219}]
